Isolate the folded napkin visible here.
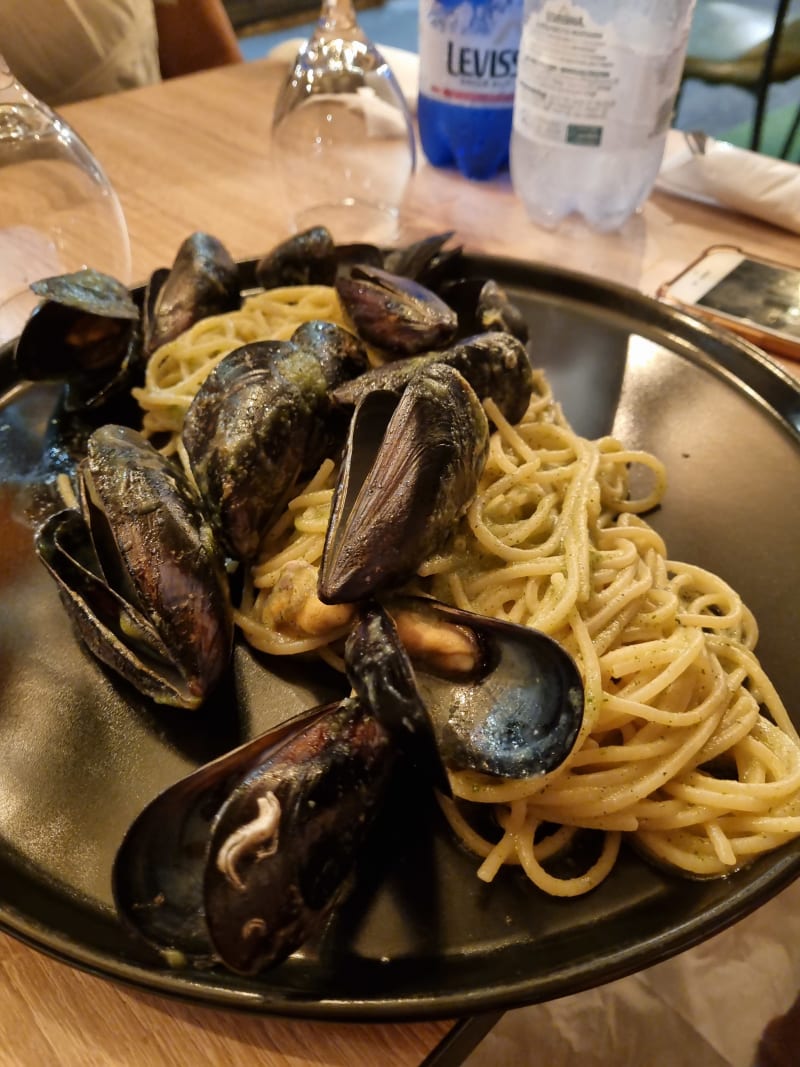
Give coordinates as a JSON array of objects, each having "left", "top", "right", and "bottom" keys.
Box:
[
  {"left": 266, "top": 38, "right": 420, "bottom": 114},
  {"left": 657, "top": 135, "right": 800, "bottom": 235}
]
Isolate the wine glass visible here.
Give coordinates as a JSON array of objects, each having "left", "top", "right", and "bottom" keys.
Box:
[
  {"left": 0, "top": 54, "right": 131, "bottom": 344},
  {"left": 271, "top": 0, "right": 416, "bottom": 246}
]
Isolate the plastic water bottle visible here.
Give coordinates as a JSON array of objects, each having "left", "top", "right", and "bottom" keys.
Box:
[
  {"left": 418, "top": 0, "right": 524, "bottom": 180},
  {"left": 510, "top": 0, "right": 696, "bottom": 230}
]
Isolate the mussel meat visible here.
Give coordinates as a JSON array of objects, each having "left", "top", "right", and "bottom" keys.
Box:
[
  {"left": 319, "top": 362, "right": 489, "bottom": 604},
  {"left": 35, "top": 424, "right": 233, "bottom": 709}
]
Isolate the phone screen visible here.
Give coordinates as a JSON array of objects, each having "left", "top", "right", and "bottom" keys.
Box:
[{"left": 697, "top": 258, "right": 800, "bottom": 339}]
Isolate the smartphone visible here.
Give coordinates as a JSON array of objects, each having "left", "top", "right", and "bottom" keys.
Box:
[{"left": 657, "top": 245, "right": 800, "bottom": 360}]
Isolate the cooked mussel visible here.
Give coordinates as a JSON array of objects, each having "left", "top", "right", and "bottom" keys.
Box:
[
  {"left": 182, "top": 322, "right": 368, "bottom": 562},
  {"left": 440, "top": 277, "right": 530, "bottom": 344},
  {"left": 254, "top": 225, "right": 339, "bottom": 288},
  {"left": 35, "top": 424, "right": 233, "bottom": 709},
  {"left": 331, "top": 331, "right": 535, "bottom": 425},
  {"left": 335, "top": 263, "right": 458, "bottom": 356},
  {"left": 113, "top": 697, "right": 395, "bottom": 974},
  {"left": 13, "top": 269, "right": 142, "bottom": 411},
  {"left": 145, "top": 232, "right": 240, "bottom": 355},
  {"left": 382, "top": 230, "right": 463, "bottom": 289},
  {"left": 254, "top": 227, "right": 460, "bottom": 292},
  {"left": 318, "top": 362, "right": 489, "bottom": 604},
  {"left": 347, "top": 597, "right": 585, "bottom": 780}
]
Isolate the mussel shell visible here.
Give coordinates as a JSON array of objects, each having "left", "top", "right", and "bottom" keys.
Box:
[
  {"left": 440, "top": 277, "right": 530, "bottom": 344},
  {"left": 112, "top": 704, "right": 334, "bottom": 962},
  {"left": 289, "top": 320, "right": 369, "bottom": 397},
  {"left": 386, "top": 596, "right": 585, "bottom": 779},
  {"left": 345, "top": 596, "right": 584, "bottom": 781},
  {"left": 145, "top": 232, "right": 240, "bottom": 354},
  {"left": 36, "top": 424, "right": 233, "bottom": 708},
  {"left": 14, "top": 269, "right": 142, "bottom": 412},
  {"left": 335, "top": 264, "right": 458, "bottom": 356},
  {"left": 182, "top": 327, "right": 365, "bottom": 562},
  {"left": 254, "top": 226, "right": 337, "bottom": 288},
  {"left": 331, "top": 332, "right": 534, "bottom": 425},
  {"left": 345, "top": 603, "right": 451, "bottom": 794},
  {"left": 382, "top": 231, "right": 463, "bottom": 289},
  {"left": 204, "top": 696, "right": 395, "bottom": 974},
  {"left": 319, "top": 363, "right": 489, "bottom": 604}
]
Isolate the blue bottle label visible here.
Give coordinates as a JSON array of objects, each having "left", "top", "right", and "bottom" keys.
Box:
[{"left": 419, "top": 0, "right": 523, "bottom": 109}]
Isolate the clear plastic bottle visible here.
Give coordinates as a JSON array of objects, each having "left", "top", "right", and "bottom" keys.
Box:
[
  {"left": 510, "top": 0, "right": 696, "bottom": 230},
  {"left": 418, "top": 0, "right": 524, "bottom": 180}
]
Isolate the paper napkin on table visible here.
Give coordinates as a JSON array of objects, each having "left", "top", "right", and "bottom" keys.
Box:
[
  {"left": 265, "top": 38, "right": 420, "bottom": 114},
  {"left": 657, "top": 135, "right": 800, "bottom": 235}
]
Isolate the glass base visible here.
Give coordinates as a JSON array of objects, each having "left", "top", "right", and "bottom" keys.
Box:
[{"left": 293, "top": 199, "right": 400, "bottom": 246}]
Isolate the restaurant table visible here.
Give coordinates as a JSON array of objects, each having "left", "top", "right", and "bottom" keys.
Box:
[{"left": 1, "top": 56, "right": 799, "bottom": 1067}]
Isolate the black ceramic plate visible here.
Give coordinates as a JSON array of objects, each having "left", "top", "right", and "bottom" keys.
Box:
[{"left": 1, "top": 254, "right": 799, "bottom": 1022}]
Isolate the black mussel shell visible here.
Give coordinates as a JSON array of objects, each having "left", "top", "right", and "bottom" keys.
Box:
[
  {"left": 183, "top": 341, "right": 320, "bottom": 561},
  {"left": 36, "top": 425, "right": 233, "bottom": 708},
  {"left": 357, "top": 597, "right": 585, "bottom": 780},
  {"left": 331, "top": 331, "right": 534, "bottom": 425},
  {"left": 382, "top": 231, "right": 463, "bottom": 289},
  {"left": 290, "top": 319, "right": 369, "bottom": 393},
  {"left": 440, "top": 277, "right": 530, "bottom": 344},
  {"left": 145, "top": 232, "right": 240, "bottom": 354},
  {"left": 319, "top": 363, "right": 489, "bottom": 604},
  {"left": 14, "top": 269, "right": 142, "bottom": 412},
  {"left": 335, "top": 264, "right": 458, "bottom": 356},
  {"left": 203, "top": 697, "right": 395, "bottom": 974},
  {"left": 112, "top": 703, "right": 334, "bottom": 962},
  {"left": 254, "top": 226, "right": 338, "bottom": 288},
  {"left": 182, "top": 325, "right": 365, "bottom": 562},
  {"left": 345, "top": 602, "right": 451, "bottom": 794}
]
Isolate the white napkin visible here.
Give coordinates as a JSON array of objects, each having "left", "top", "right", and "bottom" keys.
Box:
[
  {"left": 657, "top": 135, "right": 800, "bottom": 235},
  {"left": 266, "top": 38, "right": 420, "bottom": 115}
]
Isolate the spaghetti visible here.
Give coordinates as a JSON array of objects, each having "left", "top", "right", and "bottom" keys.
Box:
[{"left": 238, "top": 369, "right": 800, "bottom": 895}]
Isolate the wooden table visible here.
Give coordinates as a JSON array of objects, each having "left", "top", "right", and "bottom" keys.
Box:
[{"left": 1, "top": 56, "right": 798, "bottom": 1067}]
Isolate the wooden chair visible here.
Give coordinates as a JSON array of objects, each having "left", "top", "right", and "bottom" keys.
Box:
[{"left": 680, "top": 0, "right": 800, "bottom": 157}]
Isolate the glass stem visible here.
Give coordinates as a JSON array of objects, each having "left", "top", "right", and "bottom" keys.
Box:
[{"left": 318, "top": 0, "right": 359, "bottom": 36}]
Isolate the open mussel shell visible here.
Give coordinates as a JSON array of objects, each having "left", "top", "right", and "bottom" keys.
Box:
[
  {"left": 204, "top": 696, "right": 395, "bottom": 974},
  {"left": 145, "top": 231, "right": 240, "bottom": 355},
  {"left": 113, "top": 697, "right": 395, "bottom": 975},
  {"left": 13, "top": 268, "right": 142, "bottom": 412},
  {"left": 35, "top": 424, "right": 233, "bottom": 708},
  {"left": 331, "top": 331, "right": 535, "bottom": 425},
  {"left": 335, "top": 263, "right": 458, "bottom": 356},
  {"left": 350, "top": 596, "right": 585, "bottom": 781},
  {"left": 440, "top": 277, "right": 530, "bottom": 344},
  {"left": 319, "top": 362, "right": 489, "bottom": 604},
  {"left": 112, "top": 703, "right": 334, "bottom": 963}
]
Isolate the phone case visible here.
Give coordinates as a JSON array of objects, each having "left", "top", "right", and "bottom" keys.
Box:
[{"left": 657, "top": 245, "right": 800, "bottom": 362}]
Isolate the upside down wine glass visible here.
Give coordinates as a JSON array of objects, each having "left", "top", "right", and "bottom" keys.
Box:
[
  {"left": 271, "top": 0, "right": 416, "bottom": 245},
  {"left": 0, "top": 54, "right": 131, "bottom": 344}
]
